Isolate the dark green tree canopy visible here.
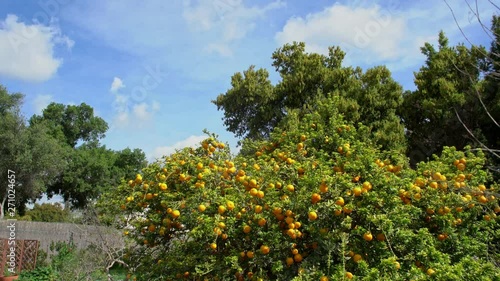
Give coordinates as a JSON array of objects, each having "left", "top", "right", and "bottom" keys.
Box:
[
  {"left": 30, "top": 102, "right": 109, "bottom": 148},
  {"left": 0, "top": 85, "right": 67, "bottom": 216},
  {"left": 214, "top": 42, "right": 406, "bottom": 153},
  {"left": 401, "top": 29, "right": 498, "bottom": 166},
  {"left": 46, "top": 143, "right": 148, "bottom": 209},
  {"left": 25, "top": 203, "right": 71, "bottom": 223}
]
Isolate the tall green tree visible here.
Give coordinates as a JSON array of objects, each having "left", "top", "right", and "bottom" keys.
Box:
[
  {"left": 114, "top": 148, "right": 148, "bottom": 181},
  {"left": 30, "top": 103, "right": 147, "bottom": 208},
  {"left": 480, "top": 15, "right": 500, "bottom": 153},
  {"left": 213, "top": 42, "right": 406, "bottom": 153},
  {"left": 46, "top": 144, "right": 148, "bottom": 209},
  {"left": 0, "top": 85, "right": 67, "bottom": 217},
  {"left": 29, "top": 102, "right": 109, "bottom": 148},
  {"left": 400, "top": 30, "right": 496, "bottom": 166},
  {"left": 47, "top": 142, "right": 117, "bottom": 208}
]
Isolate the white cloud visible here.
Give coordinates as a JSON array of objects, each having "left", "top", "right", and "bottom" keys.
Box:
[
  {"left": 32, "top": 94, "right": 53, "bottom": 114},
  {"left": 151, "top": 135, "right": 207, "bottom": 161},
  {"left": 0, "top": 14, "right": 73, "bottom": 82},
  {"left": 275, "top": 4, "right": 406, "bottom": 65},
  {"left": 110, "top": 77, "right": 125, "bottom": 92},
  {"left": 113, "top": 112, "right": 129, "bottom": 128},
  {"left": 275, "top": 1, "right": 497, "bottom": 71},
  {"left": 152, "top": 101, "right": 160, "bottom": 111},
  {"left": 183, "top": 0, "right": 285, "bottom": 56},
  {"left": 61, "top": 1, "right": 279, "bottom": 82},
  {"left": 111, "top": 98, "right": 161, "bottom": 128},
  {"left": 133, "top": 102, "right": 151, "bottom": 121},
  {"left": 205, "top": 43, "right": 233, "bottom": 57}
]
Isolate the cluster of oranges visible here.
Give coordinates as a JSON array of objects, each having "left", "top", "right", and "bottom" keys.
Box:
[{"left": 114, "top": 123, "right": 499, "bottom": 280}]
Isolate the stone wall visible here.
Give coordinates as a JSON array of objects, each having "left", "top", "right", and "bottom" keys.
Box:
[{"left": 0, "top": 220, "right": 124, "bottom": 256}]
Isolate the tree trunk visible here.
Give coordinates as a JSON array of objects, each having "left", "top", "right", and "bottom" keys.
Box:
[{"left": 0, "top": 195, "right": 6, "bottom": 219}]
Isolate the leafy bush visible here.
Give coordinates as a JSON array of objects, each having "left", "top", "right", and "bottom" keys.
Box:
[
  {"left": 35, "top": 249, "right": 48, "bottom": 268},
  {"left": 26, "top": 203, "right": 71, "bottom": 222},
  {"left": 18, "top": 266, "right": 58, "bottom": 281},
  {"left": 102, "top": 98, "right": 499, "bottom": 280}
]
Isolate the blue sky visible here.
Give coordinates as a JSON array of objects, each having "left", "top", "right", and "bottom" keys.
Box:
[{"left": 0, "top": 0, "right": 497, "bottom": 164}]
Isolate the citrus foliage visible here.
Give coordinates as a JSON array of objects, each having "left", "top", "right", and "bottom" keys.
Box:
[{"left": 102, "top": 97, "right": 499, "bottom": 280}]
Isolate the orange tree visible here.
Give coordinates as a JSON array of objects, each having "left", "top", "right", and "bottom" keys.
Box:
[{"left": 99, "top": 96, "right": 499, "bottom": 280}]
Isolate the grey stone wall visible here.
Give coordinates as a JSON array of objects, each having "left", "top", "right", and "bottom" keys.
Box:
[{"left": 0, "top": 220, "right": 124, "bottom": 257}]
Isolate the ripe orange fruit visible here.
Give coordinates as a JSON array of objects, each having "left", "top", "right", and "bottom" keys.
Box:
[
  {"left": 353, "top": 254, "right": 362, "bottom": 263},
  {"left": 478, "top": 195, "right": 488, "bottom": 203},
  {"left": 218, "top": 205, "right": 226, "bottom": 214},
  {"left": 308, "top": 211, "right": 318, "bottom": 221},
  {"left": 171, "top": 210, "right": 180, "bottom": 219},
  {"left": 148, "top": 224, "right": 156, "bottom": 232},
  {"left": 210, "top": 243, "right": 217, "bottom": 250},
  {"left": 363, "top": 232, "right": 373, "bottom": 241},
  {"left": 346, "top": 272, "right": 353, "bottom": 279},
  {"left": 249, "top": 188, "right": 258, "bottom": 196},
  {"left": 376, "top": 233, "right": 385, "bottom": 241},
  {"left": 249, "top": 179, "right": 257, "bottom": 187},
  {"left": 246, "top": 251, "right": 254, "bottom": 258},
  {"left": 257, "top": 190, "right": 265, "bottom": 198},
  {"left": 311, "top": 193, "right": 321, "bottom": 204},
  {"left": 260, "top": 245, "right": 270, "bottom": 254},
  {"left": 243, "top": 225, "right": 251, "bottom": 234},
  {"left": 319, "top": 182, "right": 328, "bottom": 193},
  {"left": 297, "top": 142, "right": 304, "bottom": 151},
  {"left": 293, "top": 253, "right": 303, "bottom": 262},
  {"left": 335, "top": 197, "right": 345, "bottom": 206},
  {"left": 286, "top": 257, "right": 294, "bottom": 266},
  {"left": 286, "top": 184, "right": 295, "bottom": 192},
  {"left": 255, "top": 205, "right": 263, "bottom": 213},
  {"left": 258, "top": 218, "right": 266, "bottom": 226},
  {"left": 198, "top": 204, "right": 207, "bottom": 212},
  {"left": 353, "top": 187, "right": 362, "bottom": 196},
  {"left": 362, "top": 181, "right": 372, "bottom": 190},
  {"left": 394, "top": 261, "right": 401, "bottom": 270}
]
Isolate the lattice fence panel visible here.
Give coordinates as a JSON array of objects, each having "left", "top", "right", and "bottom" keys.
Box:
[
  {"left": 20, "top": 240, "right": 38, "bottom": 271},
  {"left": 0, "top": 239, "right": 39, "bottom": 276}
]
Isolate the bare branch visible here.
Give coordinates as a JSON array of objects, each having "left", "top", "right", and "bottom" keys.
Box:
[
  {"left": 455, "top": 108, "right": 500, "bottom": 159},
  {"left": 448, "top": 59, "right": 500, "bottom": 128}
]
